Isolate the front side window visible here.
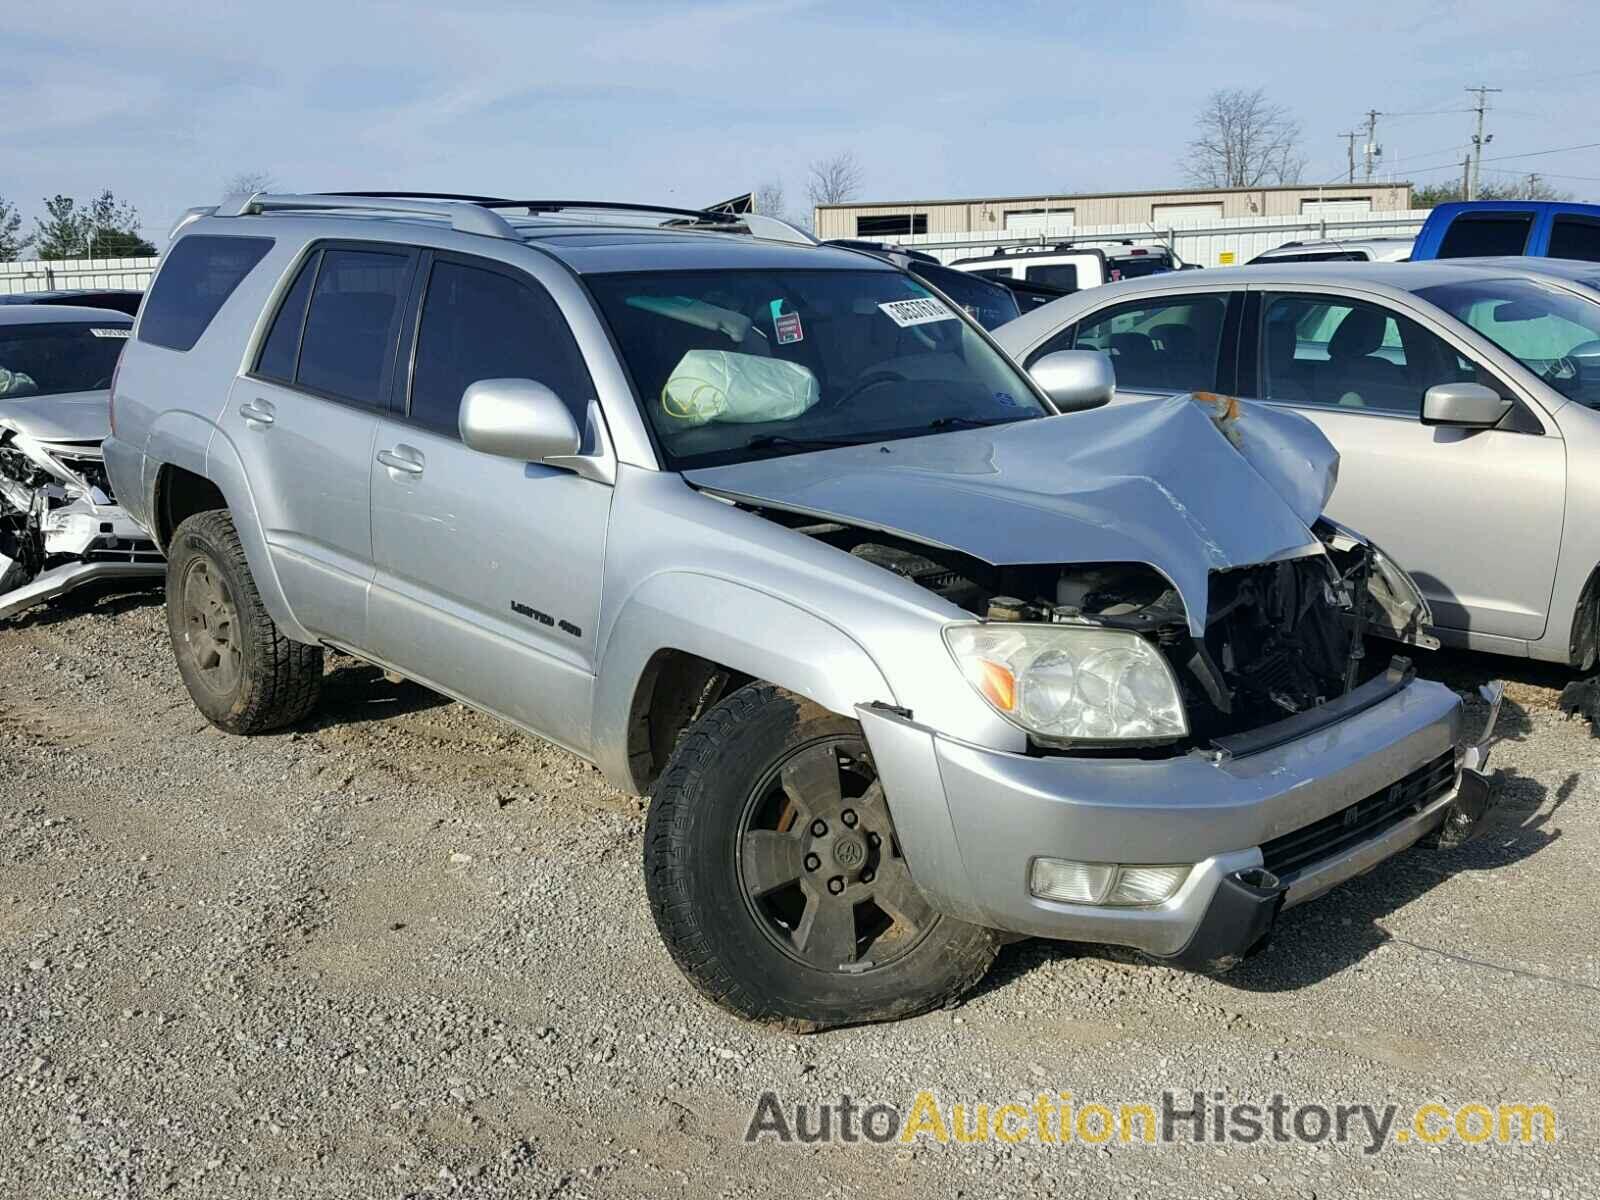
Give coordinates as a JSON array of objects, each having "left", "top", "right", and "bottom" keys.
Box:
[
  {"left": 1435, "top": 213, "right": 1533, "bottom": 258},
  {"left": 408, "top": 260, "right": 594, "bottom": 435},
  {"left": 293, "top": 248, "right": 414, "bottom": 408},
  {"left": 0, "top": 322, "right": 130, "bottom": 398},
  {"left": 1053, "top": 294, "right": 1226, "bottom": 392},
  {"left": 1417, "top": 276, "right": 1600, "bottom": 409},
  {"left": 139, "top": 235, "right": 272, "bottom": 352},
  {"left": 1259, "top": 293, "right": 1498, "bottom": 415},
  {"left": 586, "top": 268, "right": 1047, "bottom": 469}
]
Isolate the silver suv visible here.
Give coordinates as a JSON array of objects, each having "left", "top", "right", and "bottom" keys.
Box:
[{"left": 106, "top": 192, "right": 1497, "bottom": 1029}]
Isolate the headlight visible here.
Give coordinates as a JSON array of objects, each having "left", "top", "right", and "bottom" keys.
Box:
[{"left": 943, "top": 623, "right": 1187, "bottom": 744}]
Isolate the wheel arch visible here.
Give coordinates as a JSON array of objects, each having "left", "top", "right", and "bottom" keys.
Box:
[
  {"left": 1569, "top": 562, "right": 1600, "bottom": 671},
  {"left": 591, "top": 572, "right": 898, "bottom": 794},
  {"left": 155, "top": 433, "right": 316, "bottom": 644}
]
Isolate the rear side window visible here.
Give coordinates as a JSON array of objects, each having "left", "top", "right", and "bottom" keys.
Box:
[
  {"left": 1548, "top": 215, "right": 1600, "bottom": 263},
  {"left": 1024, "top": 263, "right": 1079, "bottom": 290},
  {"left": 138, "top": 235, "right": 272, "bottom": 351},
  {"left": 294, "top": 248, "right": 414, "bottom": 408},
  {"left": 1435, "top": 214, "right": 1533, "bottom": 258},
  {"left": 407, "top": 259, "right": 594, "bottom": 436},
  {"left": 254, "top": 253, "right": 319, "bottom": 382}
]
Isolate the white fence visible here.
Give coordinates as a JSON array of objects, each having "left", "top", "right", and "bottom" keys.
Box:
[
  {"left": 0, "top": 255, "right": 158, "bottom": 296},
  {"left": 892, "top": 209, "right": 1433, "bottom": 269}
]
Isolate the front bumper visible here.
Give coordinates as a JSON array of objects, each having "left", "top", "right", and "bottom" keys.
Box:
[{"left": 858, "top": 673, "right": 1495, "bottom": 965}]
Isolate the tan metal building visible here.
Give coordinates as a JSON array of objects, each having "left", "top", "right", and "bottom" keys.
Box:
[{"left": 814, "top": 183, "right": 1414, "bottom": 240}]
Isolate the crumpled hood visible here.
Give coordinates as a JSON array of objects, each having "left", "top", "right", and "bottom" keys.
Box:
[
  {"left": 0, "top": 389, "right": 110, "bottom": 447},
  {"left": 685, "top": 393, "right": 1339, "bottom": 635}
]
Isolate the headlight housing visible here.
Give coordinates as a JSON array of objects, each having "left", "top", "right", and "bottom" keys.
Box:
[{"left": 944, "top": 622, "right": 1187, "bottom": 744}]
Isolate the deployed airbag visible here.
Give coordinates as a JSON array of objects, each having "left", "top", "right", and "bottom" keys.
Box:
[{"left": 660, "top": 350, "right": 821, "bottom": 428}]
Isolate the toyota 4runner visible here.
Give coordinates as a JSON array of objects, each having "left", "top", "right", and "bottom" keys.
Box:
[{"left": 106, "top": 192, "right": 1499, "bottom": 1030}]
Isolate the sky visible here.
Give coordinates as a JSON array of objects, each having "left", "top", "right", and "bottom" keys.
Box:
[{"left": 5, "top": 0, "right": 1600, "bottom": 247}]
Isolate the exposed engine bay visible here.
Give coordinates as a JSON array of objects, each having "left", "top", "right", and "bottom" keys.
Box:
[
  {"left": 754, "top": 506, "right": 1435, "bottom": 750},
  {"left": 0, "top": 427, "right": 164, "bottom": 620}
]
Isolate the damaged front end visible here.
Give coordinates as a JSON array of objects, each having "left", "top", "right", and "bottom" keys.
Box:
[
  {"left": 0, "top": 426, "right": 163, "bottom": 620},
  {"left": 746, "top": 511, "right": 1439, "bottom": 754}
]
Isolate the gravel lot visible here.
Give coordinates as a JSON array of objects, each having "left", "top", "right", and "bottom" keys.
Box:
[{"left": 2, "top": 582, "right": 1596, "bottom": 1199}]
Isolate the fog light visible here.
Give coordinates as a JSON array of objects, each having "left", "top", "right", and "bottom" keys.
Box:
[
  {"left": 1029, "top": 859, "right": 1191, "bottom": 906},
  {"left": 1029, "top": 859, "right": 1116, "bottom": 904},
  {"left": 1108, "top": 864, "right": 1190, "bottom": 905}
]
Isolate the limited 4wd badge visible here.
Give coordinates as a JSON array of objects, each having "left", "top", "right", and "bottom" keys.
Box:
[{"left": 878, "top": 297, "right": 955, "bottom": 328}]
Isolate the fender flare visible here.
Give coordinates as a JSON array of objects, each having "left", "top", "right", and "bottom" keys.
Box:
[
  {"left": 199, "top": 429, "right": 317, "bottom": 643},
  {"left": 590, "top": 571, "right": 897, "bottom": 792}
]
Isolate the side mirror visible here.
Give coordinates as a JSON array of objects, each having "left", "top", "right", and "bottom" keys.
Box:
[
  {"left": 1029, "top": 349, "right": 1116, "bottom": 412},
  {"left": 459, "top": 378, "right": 582, "bottom": 461},
  {"left": 1420, "top": 382, "right": 1513, "bottom": 429}
]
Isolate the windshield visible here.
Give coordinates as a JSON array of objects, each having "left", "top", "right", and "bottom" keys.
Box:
[
  {"left": 588, "top": 268, "right": 1047, "bottom": 468},
  {"left": 1416, "top": 277, "right": 1600, "bottom": 408},
  {"left": 908, "top": 262, "right": 1022, "bottom": 330},
  {"left": 0, "top": 321, "right": 130, "bottom": 399}
]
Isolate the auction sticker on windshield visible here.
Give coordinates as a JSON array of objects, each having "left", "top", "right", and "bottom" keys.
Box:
[
  {"left": 879, "top": 297, "right": 956, "bottom": 328},
  {"left": 90, "top": 328, "right": 131, "bottom": 338}
]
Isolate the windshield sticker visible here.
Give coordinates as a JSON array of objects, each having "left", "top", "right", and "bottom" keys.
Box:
[
  {"left": 90, "top": 327, "right": 131, "bottom": 338},
  {"left": 878, "top": 298, "right": 956, "bottom": 328},
  {"left": 774, "top": 310, "right": 804, "bottom": 345}
]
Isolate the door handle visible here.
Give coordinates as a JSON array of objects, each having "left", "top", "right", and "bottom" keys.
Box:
[
  {"left": 239, "top": 399, "right": 275, "bottom": 426},
  {"left": 376, "top": 446, "right": 425, "bottom": 476}
]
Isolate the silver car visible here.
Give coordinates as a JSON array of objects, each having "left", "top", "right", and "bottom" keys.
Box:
[
  {"left": 105, "top": 194, "right": 1496, "bottom": 1029},
  {"left": 0, "top": 304, "right": 164, "bottom": 618},
  {"left": 996, "top": 261, "right": 1600, "bottom": 671}
]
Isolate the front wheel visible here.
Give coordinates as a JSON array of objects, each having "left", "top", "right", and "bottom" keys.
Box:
[{"left": 644, "top": 683, "right": 999, "bottom": 1031}]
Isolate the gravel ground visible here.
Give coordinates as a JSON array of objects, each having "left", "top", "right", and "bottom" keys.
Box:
[{"left": 1, "top": 582, "right": 1596, "bottom": 1199}]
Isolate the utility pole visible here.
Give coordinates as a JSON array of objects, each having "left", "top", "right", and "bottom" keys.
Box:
[
  {"left": 1461, "top": 155, "right": 1472, "bottom": 202},
  {"left": 1338, "top": 131, "right": 1359, "bottom": 184},
  {"left": 1526, "top": 172, "right": 1542, "bottom": 199},
  {"left": 1362, "top": 110, "right": 1381, "bottom": 183},
  {"left": 1466, "top": 84, "right": 1501, "bottom": 201}
]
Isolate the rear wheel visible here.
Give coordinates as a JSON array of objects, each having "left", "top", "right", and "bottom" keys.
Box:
[
  {"left": 166, "top": 509, "right": 322, "bottom": 733},
  {"left": 645, "top": 683, "right": 999, "bottom": 1030}
]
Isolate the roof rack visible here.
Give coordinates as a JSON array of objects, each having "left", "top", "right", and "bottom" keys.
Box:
[
  {"left": 225, "top": 192, "right": 519, "bottom": 238},
  {"left": 222, "top": 191, "right": 819, "bottom": 246}
]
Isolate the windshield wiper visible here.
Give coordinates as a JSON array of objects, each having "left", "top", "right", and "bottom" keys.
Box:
[
  {"left": 925, "top": 415, "right": 1025, "bottom": 431},
  {"left": 743, "top": 433, "right": 867, "bottom": 453}
]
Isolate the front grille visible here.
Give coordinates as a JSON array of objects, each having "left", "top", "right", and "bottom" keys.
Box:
[{"left": 1260, "top": 750, "right": 1457, "bottom": 881}]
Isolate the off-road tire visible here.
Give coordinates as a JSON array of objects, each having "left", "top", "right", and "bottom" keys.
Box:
[
  {"left": 166, "top": 509, "right": 322, "bottom": 733},
  {"left": 644, "top": 682, "right": 1000, "bottom": 1031}
]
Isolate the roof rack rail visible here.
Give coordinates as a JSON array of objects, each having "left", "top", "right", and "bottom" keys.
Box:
[
  {"left": 222, "top": 191, "right": 821, "bottom": 247},
  {"left": 225, "top": 192, "right": 518, "bottom": 238},
  {"left": 477, "top": 199, "right": 741, "bottom": 225}
]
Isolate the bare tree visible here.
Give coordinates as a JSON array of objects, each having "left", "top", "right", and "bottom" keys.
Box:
[
  {"left": 221, "top": 171, "right": 277, "bottom": 208},
  {"left": 753, "top": 180, "right": 788, "bottom": 219},
  {"left": 806, "top": 151, "right": 864, "bottom": 207},
  {"left": 1181, "top": 89, "right": 1305, "bottom": 188}
]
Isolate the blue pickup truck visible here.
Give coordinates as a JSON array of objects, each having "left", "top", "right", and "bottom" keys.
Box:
[{"left": 1411, "top": 200, "right": 1600, "bottom": 261}]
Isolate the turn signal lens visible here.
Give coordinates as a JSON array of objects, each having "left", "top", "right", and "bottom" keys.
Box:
[{"left": 971, "top": 659, "right": 1016, "bottom": 712}]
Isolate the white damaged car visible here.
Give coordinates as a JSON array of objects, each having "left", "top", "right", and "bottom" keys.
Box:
[{"left": 0, "top": 305, "right": 163, "bottom": 618}]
